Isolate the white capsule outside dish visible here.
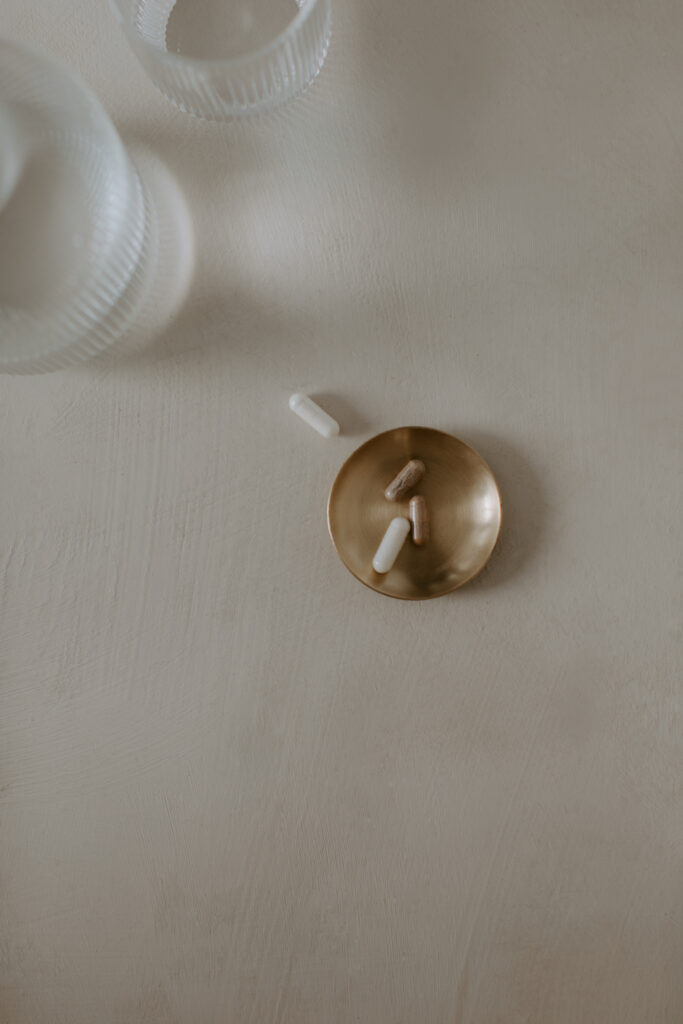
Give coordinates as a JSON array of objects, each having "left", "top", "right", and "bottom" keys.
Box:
[
  {"left": 289, "top": 393, "right": 340, "bottom": 438},
  {"left": 372, "top": 517, "right": 411, "bottom": 574}
]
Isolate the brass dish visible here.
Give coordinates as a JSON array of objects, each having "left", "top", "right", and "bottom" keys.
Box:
[{"left": 327, "top": 427, "right": 501, "bottom": 600}]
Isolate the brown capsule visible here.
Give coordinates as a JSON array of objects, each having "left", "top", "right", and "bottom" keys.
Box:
[
  {"left": 384, "top": 459, "right": 425, "bottom": 501},
  {"left": 409, "top": 495, "right": 429, "bottom": 546}
]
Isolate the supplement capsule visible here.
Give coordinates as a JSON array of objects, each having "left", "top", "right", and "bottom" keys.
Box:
[
  {"left": 288, "top": 393, "right": 340, "bottom": 438},
  {"left": 384, "top": 459, "right": 425, "bottom": 501},
  {"left": 409, "top": 495, "right": 429, "bottom": 546},
  {"left": 372, "top": 517, "right": 411, "bottom": 574}
]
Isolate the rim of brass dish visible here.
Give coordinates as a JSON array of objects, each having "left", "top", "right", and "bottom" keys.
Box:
[{"left": 327, "top": 427, "right": 502, "bottom": 600}]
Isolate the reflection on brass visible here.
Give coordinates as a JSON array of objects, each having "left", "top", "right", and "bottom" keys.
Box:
[{"left": 327, "top": 427, "right": 502, "bottom": 600}]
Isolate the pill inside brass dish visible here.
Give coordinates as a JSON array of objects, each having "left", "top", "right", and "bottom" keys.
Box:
[{"left": 327, "top": 427, "right": 502, "bottom": 600}]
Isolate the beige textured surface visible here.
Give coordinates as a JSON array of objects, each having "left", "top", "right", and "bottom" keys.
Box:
[{"left": 1, "top": 1, "right": 682, "bottom": 1021}]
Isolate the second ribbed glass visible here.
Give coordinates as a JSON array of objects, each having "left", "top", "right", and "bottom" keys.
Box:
[
  {"left": 109, "top": 0, "right": 332, "bottom": 120},
  {"left": 0, "top": 37, "right": 191, "bottom": 373}
]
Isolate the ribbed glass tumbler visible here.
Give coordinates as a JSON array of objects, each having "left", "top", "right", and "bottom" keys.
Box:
[
  {"left": 108, "top": 0, "right": 332, "bottom": 120},
  {"left": 0, "top": 38, "right": 187, "bottom": 373}
]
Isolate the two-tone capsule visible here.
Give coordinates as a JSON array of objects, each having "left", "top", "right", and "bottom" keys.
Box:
[{"left": 409, "top": 495, "right": 429, "bottom": 546}]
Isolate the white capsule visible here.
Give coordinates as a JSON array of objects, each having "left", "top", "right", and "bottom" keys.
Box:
[
  {"left": 372, "top": 517, "right": 411, "bottom": 574},
  {"left": 289, "top": 393, "right": 340, "bottom": 438}
]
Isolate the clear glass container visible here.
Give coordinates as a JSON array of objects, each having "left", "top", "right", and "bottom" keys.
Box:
[
  {"left": 0, "top": 38, "right": 190, "bottom": 374},
  {"left": 108, "top": 0, "right": 332, "bottom": 120}
]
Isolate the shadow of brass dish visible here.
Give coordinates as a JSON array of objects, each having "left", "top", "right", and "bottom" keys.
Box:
[{"left": 327, "top": 427, "right": 502, "bottom": 600}]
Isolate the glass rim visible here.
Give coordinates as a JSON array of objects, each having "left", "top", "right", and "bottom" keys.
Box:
[{"left": 107, "top": 0, "right": 327, "bottom": 72}]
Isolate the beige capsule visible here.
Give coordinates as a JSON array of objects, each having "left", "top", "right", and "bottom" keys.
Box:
[
  {"left": 384, "top": 458, "right": 425, "bottom": 501},
  {"left": 409, "top": 495, "right": 429, "bottom": 546}
]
